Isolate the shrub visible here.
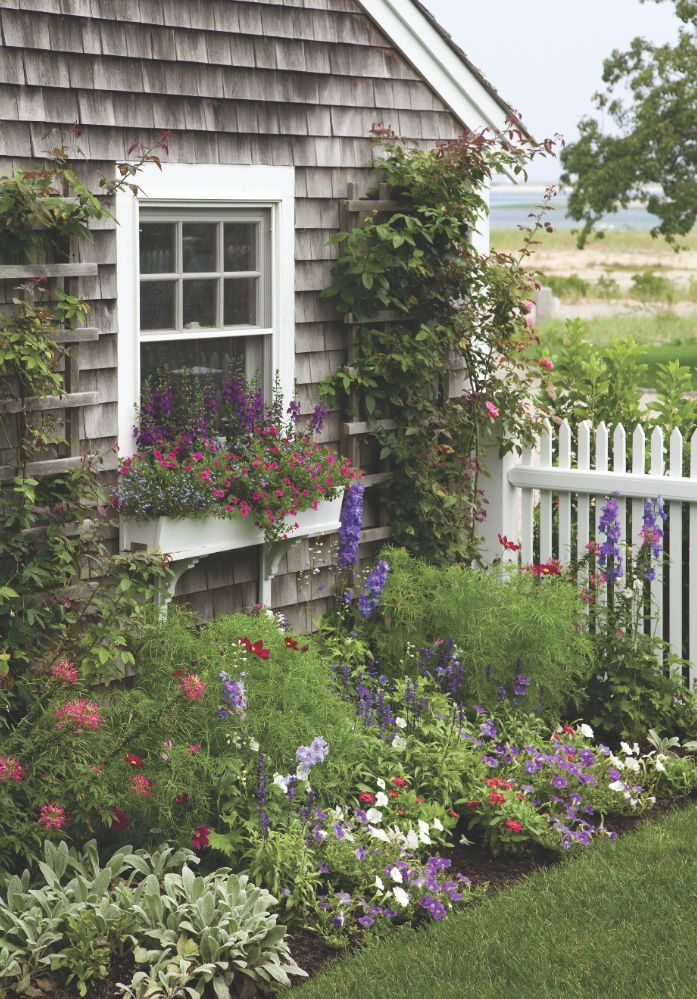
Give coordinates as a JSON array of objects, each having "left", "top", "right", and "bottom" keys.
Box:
[
  {"left": 543, "top": 273, "right": 589, "bottom": 301},
  {"left": 630, "top": 270, "right": 675, "bottom": 303},
  {"left": 365, "top": 547, "right": 593, "bottom": 717}
]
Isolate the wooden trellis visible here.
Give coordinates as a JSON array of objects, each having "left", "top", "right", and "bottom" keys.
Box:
[{"left": 0, "top": 244, "right": 104, "bottom": 482}]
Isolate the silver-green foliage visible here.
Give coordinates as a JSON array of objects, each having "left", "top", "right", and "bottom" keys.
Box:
[{"left": 0, "top": 840, "right": 305, "bottom": 998}]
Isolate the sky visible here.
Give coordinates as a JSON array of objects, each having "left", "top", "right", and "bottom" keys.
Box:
[{"left": 423, "top": 0, "right": 679, "bottom": 182}]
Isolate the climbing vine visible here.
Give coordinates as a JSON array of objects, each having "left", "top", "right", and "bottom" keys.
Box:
[
  {"left": 0, "top": 132, "right": 171, "bottom": 691},
  {"left": 322, "top": 123, "right": 559, "bottom": 563}
]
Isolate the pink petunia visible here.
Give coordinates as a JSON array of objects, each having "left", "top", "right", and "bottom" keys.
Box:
[{"left": 485, "top": 401, "right": 499, "bottom": 420}]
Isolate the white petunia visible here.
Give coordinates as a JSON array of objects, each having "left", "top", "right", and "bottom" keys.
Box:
[
  {"left": 395, "top": 717, "right": 407, "bottom": 729},
  {"left": 392, "top": 886, "right": 410, "bottom": 907},
  {"left": 389, "top": 866, "right": 403, "bottom": 883},
  {"left": 609, "top": 754, "right": 625, "bottom": 771},
  {"left": 459, "top": 834, "right": 475, "bottom": 846},
  {"left": 369, "top": 826, "right": 390, "bottom": 843},
  {"left": 578, "top": 723, "right": 594, "bottom": 739},
  {"left": 632, "top": 742, "right": 641, "bottom": 756},
  {"left": 374, "top": 876, "right": 385, "bottom": 891},
  {"left": 609, "top": 780, "right": 625, "bottom": 792},
  {"left": 273, "top": 773, "right": 289, "bottom": 793},
  {"left": 376, "top": 778, "right": 386, "bottom": 790},
  {"left": 417, "top": 820, "right": 431, "bottom": 845},
  {"left": 623, "top": 756, "right": 640, "bottom": 773},
  {"left": 655, "top": 757, "right": 666, "bottom": 773},
  {"left": 375, "top": 791, "right": 389, "bottom": 808},
  {"left": 432, "top": 817, "right": 444, "bottom": 832},
  {"left": 404, "top": 829, "right": 419, "bottom": 851},
  {"left": 366, "top": 807, "right": 383, "bottom": 824},
  {"left": 620, "top": 741, "right": 634, "bottom": 756},
  {"left": 249, "top": 738, "right": 260, "bottom": 752},
  {"left": 392, "top": 735, "right": 407, "bottom": 751}
]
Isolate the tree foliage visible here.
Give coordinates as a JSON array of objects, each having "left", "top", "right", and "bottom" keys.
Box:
[{"left": 561, "top": 0, "right": 697, "bottom": 245}]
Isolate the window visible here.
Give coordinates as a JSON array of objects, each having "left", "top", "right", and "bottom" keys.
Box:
[
  {"left": 138, "top": 210, "right": 272, "bottom": 414},
  {"left": 116, "top": 164, "right": 295, "bottom": 458}
]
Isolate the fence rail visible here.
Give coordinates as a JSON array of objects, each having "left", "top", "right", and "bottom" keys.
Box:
[{"left": 482, "top": 419, "right": 697, "bottom": 688}]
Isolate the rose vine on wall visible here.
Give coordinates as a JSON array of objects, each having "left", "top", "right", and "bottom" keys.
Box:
[{"left": 322, "top": 124, "right": 558, "bottom": 563}]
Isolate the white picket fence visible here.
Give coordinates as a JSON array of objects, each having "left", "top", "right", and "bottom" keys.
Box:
[{"left": 481, "top": 419, "right": 697, "bottom": 688}]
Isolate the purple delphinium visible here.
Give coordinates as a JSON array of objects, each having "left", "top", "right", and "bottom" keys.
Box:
[
  {"left": 337, "top": 482, "right": 365, "bottom": 570},
  {"left": 218, "top": 671, "right": 247, "bottom": 719},
  {"left": 296, "top": 735, "right": 329, "bottom": 777},
  {"left": 286, "top": 399, "right": 302, "bottom": 423},
  {"left": 597, "top": 493, "right": 623, "bottom": 583},
  {"left": 639, "top": 496, "right": 667, "bottom": 581},
  {"left": 257, "top": 754, "right": 269, "bottom": 841},
  {"left": 357, "top": 559, "right": 391, "bottom": 619},
  {"left": 309, "top": 403, "right": 328, "bottom": 435}
]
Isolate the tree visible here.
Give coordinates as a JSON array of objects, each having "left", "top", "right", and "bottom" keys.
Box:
[{"left": 560, "top": 0, "right": 697, "bottom": 245}]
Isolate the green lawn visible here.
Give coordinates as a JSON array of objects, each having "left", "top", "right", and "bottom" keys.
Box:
[
  {"left": 490, "top": 227, "right": 697, "bottom": 255},
  {"left": 296, "top": 804, "right": 697, "bottom": 999}
]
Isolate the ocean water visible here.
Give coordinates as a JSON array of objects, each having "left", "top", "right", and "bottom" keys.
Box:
[{"left": 490, "top": 186, "right": 663, "bottom": 232}]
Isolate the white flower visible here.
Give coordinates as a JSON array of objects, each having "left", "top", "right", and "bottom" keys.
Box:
[
  {"left": 418, "top": 819, "right": 430, "bottom": 835},
  {"left": 392, "top": 886, "right": 410, "bottom": 907},
  {"left": 633, "top": 577, "right": 644, "bottom": 591},
  {"left": 376, "top": 778, "right": 386, "bottom": 790},
  {"left": 459, "top": 834, "right": 475, "bottom": 846},
  {"left": 389, "top": 866, "right": 403, "bottom": 883},
  {"left": 578, "top": 723, "right": 594, "bottom": 739},
  {"left": 633, "top": 742, "right": 641, "bottom": 756},
  {"left": 366, "top": 807, "right": 383, "bottom": 824},
  {"left": 395, "top": 717, "right": 407, "bottom": 729},
  {"left": 609, "top": 780, "right": 625, "bottom": 792},
  {"left": 375, "top": 791, "right": 389, "bottom": 808},
  {"left": 374, "top": 876, "right": 385, "bottom": 891},
  {"left": 432, "top": 817, "right": 444, "bottom": 832},
  {"left": 369, "top": 826, "right": 390, "bottom": 843},
  {"left": 392, "top": 735, "right": 406, "bottom": 750},
  {"left": 622, "top": 587, "right": 633, "bottom": 600},
  {"left": 417, "top": 820, "right": 431, "bottom": 845},
  {"left": 249, "top": 738, "right": 260, "bottom": 752},
  {"left": 273, "top": 773, "right": 289, "bottom": 793},
  {"left": 620, "top": 741, "right": 634, "bottom": 756},
  {"left": 404, "top": 829, "right": 420, "bottom": 851},
  {"left": 295, "top": 767, "right": 309, "bottom": 783},
  {"left": 647, "top": 795, "right": 656, "bottom": 806},
  {"left": 655, "top": 757, "right": 666, "bottom": 773},
  {"left": 609, "top": 754, "right": 625, "bottom": 770},
  {"left": 624, "top": 757, "right": 640, "bottom": 773}
]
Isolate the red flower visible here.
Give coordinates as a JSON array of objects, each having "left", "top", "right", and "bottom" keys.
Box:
[
  {"left": 130, "top": 774, "right": 152, "bottom": 797},
  {"left": 284, "top": 637, "right": 299, "bottom": 650},
  {"left": 530, "top": 560, "right": 562, "bottom": 577},
  {"left": 180, "top": 673, "right": 206, "bottom": 700},
  {"left": 175, "top": 792, "right": 190, "bottom": 806},
  {"left": 358, "top": 792, "right": 376, "bottom": 804},
  {"left": 192, "top": 824, "right": 211, "bottom": 850},
  {"left": 124, "top": 754, "right": 144, "bottom": 767},
  {"left": 448, "top": 808, "right": 459, "bottom": 818},
  {"left": 489, "top": 791, "right": 505, "bottom": 805},
  {"left": 562, "top": 725, "right": 575, "bottom": 734},
  {"left": 465, "top": 799, "right": 482, "bottom": 810},
  {"left": 498, "top": 534, "right": 520, "bottom": 552},
  {"left": 388, "top": 789, "right": 400, "bottom": 798},
  {"left": 391, "top": 776, "right": 407, "bottom": 788},
  {"left": 415, "top": 796, "right": 425, "bottom": 804},
  {"left": 111, "top": 807, "right": 131, "bottom": 832},
  {"left": 238, "top": 637, "right": 270, "bottom": 660},
  {"left": 505, "top": 819, "right": 522, "bottom": 832}
]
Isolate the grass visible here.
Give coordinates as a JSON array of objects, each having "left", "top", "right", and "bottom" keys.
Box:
[
  {"left": 490, "top": 227, "right": 697, "bottom": 255},
  {"left": 296, "top": 804, "right": 697, "bottom": 999}
]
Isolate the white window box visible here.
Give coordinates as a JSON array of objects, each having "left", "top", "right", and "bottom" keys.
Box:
[
  {"left": 120, "top": 492, "right": 344, "bottom": 561},
  {"left": 120, "top": 490, "right": 344, "bottom": 612}
]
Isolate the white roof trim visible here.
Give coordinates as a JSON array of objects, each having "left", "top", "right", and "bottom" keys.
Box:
[{"left": 357, "top": 0, "right": 510, "bottom": 133}]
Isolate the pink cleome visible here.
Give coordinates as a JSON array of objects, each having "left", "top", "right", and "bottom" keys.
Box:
[
  {"left": 0, "top": 757, "right": 23, "bottom": 783},
  {"left": 39, "top": 803, "right": 66, "bottom": 830},
  {"left": 50, "top": 658, "right": 79, "bottom": 684},
  {"left": 55, "top": 699, "right": 101, "bottom": 731}
]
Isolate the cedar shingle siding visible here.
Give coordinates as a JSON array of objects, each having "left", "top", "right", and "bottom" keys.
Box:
[{"left": 0, "top": 0, "right": 462, "bottom": 629}]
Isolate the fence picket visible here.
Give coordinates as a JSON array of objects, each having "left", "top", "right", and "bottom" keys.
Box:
[
  {"left": 669, "top": 428, "right": 683, "bottom": 671},
  {"left": 558, "top": 420, "right": 572, "bottom": 563},
  {"left": 520, "top": 444, "right": 534, "bottom": 566},
  {"left": 576, "top": 421, "right": 591, "bottom": 566},
  {"left": 690, "top": 430, "right": 697, "bottom": 688},
  {"left": 649, "top": 427, "right": 664, "bottom": 645},
  {"left": 539, "top": 419, "right": 553, "bottom": 564},
  {"left": 613, "top": 424, "right": 627, "bottom": 554},
  {"left": 595, "top": 423, "right": 609, "bottom": 607}
]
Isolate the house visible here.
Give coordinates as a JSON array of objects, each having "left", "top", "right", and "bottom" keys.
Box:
[{"left": 0, "top": 0, "right": 518, "bottom": 630}]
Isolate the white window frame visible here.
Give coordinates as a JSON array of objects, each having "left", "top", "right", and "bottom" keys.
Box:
[{"left": 116, "top": 163, "right": 295, "bottom": 458}]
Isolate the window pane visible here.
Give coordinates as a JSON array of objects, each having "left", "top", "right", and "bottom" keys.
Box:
[
  {"left": 182, "top": 223, "right": 217, "bottom": 272},
  {"left": 140, "top": 335, "right": 267, "bottom": 432},
  {"left": 140, "top": 280, "right": 176, "bottom": 330},
  {"left": 139, "top": 223, "right": 176, "bottom": 274},
  {"left": 224, "top": 278, "right": 257, "bottom": 326},
  {"left": 183, "top": 279, "right": 218, "bottom": 329},
  {"left": 224, "top": 223, "right": 257, "bottom": 271}
]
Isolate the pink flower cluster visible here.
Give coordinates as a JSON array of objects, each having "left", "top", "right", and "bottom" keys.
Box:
[
  {"left": 179, "top": 673, "right": 206, "bottom": 701},
  {"left": 0, "top": 756, "right": 23, "bottom": 783},
  {"left": 38, "top": 803, "right": 66, "bottom": 830},
  {"left": 50, "top": 658, "right": 78, "bottom": 684},
  {"left": 130, "top": 774, "right": 152, "bottom": 796},
  {"left": 55, "top": 699, "right": 101, "bottom": 731}
]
